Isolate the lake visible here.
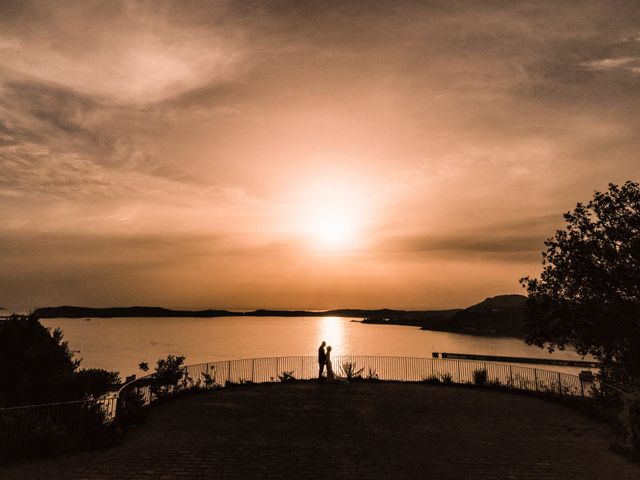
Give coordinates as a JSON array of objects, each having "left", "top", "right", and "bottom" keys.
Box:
[{"left": 40, "top": 316, "right": 591, "bottom": 378}]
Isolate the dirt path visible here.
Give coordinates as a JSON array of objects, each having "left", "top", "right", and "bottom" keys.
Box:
[{"left": 1, "top": 382, "right": 638, "bottom": 479}]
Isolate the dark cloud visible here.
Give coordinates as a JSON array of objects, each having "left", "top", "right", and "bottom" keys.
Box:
[{"left": 378, "top": 214, "right": 563, "bottom": 262}]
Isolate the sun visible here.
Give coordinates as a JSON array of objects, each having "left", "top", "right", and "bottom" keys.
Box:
[
  {"left": 288, "top": 172, "right": 373, "bottom": 251},
  {"left": 309, "top": 209, "right": 352, "bottom": 248}
]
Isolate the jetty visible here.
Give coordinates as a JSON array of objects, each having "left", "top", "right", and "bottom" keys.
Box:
[{"left": 435, "top": 352, "right": 599, "bottom": 368}]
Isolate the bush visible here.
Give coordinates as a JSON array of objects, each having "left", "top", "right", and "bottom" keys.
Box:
[
  {"left": 0, "top": 315, "right": 120, "bottom": 406},
  {"left": 606, "top": 385, "right": 640, "bottom": 454},
  {"left": 0, "top": 314, "right": 120, "bottom": 460},
  {"left": 472, "top": 369, "right": 488, "bottom": 387},
  {"left": 224, "top": 378, "right": 252, "bottom": 387},
  {"left": 201, "top": 371, "right": 217, "bottom": 389},
  {"left": 341, "top": 362, "right": 365, "bottom": 380},
  {"left": 115, "top": 388, "right": 147, "bottom": 427},
  {"left": 150, "top": 355, "right": 187, "bottom": 398},
  {"left": 278, "top": 371, "right": 296, "bottom": 382},
  {"left": 440, "top": 373, "right": 454, "bottom": 384},
  {"left": 69, "top": 369, "right": 121, "bottom": 399},
  {"left": 0, "top": 400, "right": 117, "bottom": 461},
  {"left": 422, "top": 375, "right": 441, "bottom": 384},
  {"left": 627, "top": 390, "right": 640, "bottom": 453},
  {"left": 0, "top": 315, "right": 78, "bottom": 406}
]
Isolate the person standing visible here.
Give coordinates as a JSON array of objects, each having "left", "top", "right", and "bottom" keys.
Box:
[
  {"left": 318, "top": 341, "right": 327, "bottom": 382},
  {"left": 325, "top": 345, "right": 335, "bottom": 382}
]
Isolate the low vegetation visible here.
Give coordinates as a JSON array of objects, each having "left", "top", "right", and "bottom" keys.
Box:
[
  {"left": 341, "top": 361, "right": 365, "bottom": 380},
  {"left": 0, "top": 314, "right": 120, "bottom": 460},
  {"left": 278, "top": 371, "right": 296, "bottom": 382},
  {"left": 472, "top": 368, "right": 488, "bottom": 387}
]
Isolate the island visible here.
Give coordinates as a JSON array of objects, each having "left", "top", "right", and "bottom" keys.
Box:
[{"left": 30, "top": 294, "right": 527, "bottom": 338}]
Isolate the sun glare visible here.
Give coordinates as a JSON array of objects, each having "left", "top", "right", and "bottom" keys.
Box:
[
  {"left": 310, "top": 209, "right": 353, "bottom": 248},
  {"left": 319, "top": 316, "right": 344, "bottom": 350},
  {"left": 288, "top": 172, "right": 374, "bottom": 252}
]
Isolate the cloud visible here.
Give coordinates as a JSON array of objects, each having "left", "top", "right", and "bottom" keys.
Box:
[
  {"left": 375, "top": 213, "right": 562, "bottom": 263},
  {"left": 580, "top": 57, "right": 640, "bottom": 74},
  {"left": 0, "top": 1, "right": 246, "bottom": 104},
  {"left": 1, "top": 1, "right": 640, "bottom": 308}
]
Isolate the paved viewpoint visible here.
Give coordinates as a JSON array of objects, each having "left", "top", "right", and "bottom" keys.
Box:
[{"left": 1, "top": 383, "right": 638, "bottom": 480}]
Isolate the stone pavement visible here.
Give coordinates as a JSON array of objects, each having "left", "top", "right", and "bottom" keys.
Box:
[{"left": 1, "top": 382, "right": 638, "bottom": 479}]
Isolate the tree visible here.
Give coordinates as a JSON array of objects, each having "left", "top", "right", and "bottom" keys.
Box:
[
  {"left": 521, "top": 181, "right": 640, "bottom": 451},
  {"left": 0, "top": 314, "right": 78, "bottom": 406},
  {"left": 521, "top": 181, "right": 640, "bottom": 386},
  {"left": 0, "top": 314, "right": 120, "bottom": 406},
  {"left": 150, "top": 354, "right": 188, "bottom": 397}
]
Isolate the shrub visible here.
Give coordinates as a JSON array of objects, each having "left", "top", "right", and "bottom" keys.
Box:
[
  {"left": 341, "top": 362, "right": 365, "bottom": 380},
  {"left": 624, "top": 388, "right": 640, "bottom": 453},
  {"left": 367, "top": 368, "right": 379, "bottom": 380},
  {"left": 440, "top": 373, "right": 454, "bottom": 384},
  {"left": 0, "top": 400, "right": 117, "bottom": 461},
  {"left": 116, "top": 388, "right": 147, "bottom": 427},
  {"left": 0, "top": 315, "right": 78, "bottom": 406},
  {"left": 225, "top": 378, "right": 252, "bottom": 387},
  {"left": 278, "top": 371, "right": 295, "bottom": 382},
  {"left": 0, "top": 314, "right": 120, "bottom": 460},
  {"left": 421, "top": 375, "right": 441, "bottom": 384},
  {"left": 201, "top": 371, "right": 217, "bottom": 389},
  {"left": 70, "top": 369, "right": 121, "bottom": 399},
  {"left": 150, "top": 355, "right": 186, "bottom": 398},
  {"left": 472, "top": 368, "right": 488, "bottom": 387}
]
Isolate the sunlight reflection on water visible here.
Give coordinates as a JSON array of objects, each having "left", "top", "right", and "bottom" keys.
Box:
[
  {"left": 41, "top": 316, "right": 591, "bottom": 377},
  {"left": 319, "top": 316, "right": 344, "bottom": 352}
]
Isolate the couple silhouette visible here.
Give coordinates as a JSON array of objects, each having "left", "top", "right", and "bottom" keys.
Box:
[{"left": 317, "top": 341, "right": 336, "bottom": 382}]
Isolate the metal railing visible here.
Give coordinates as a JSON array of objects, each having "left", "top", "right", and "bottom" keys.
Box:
[
  {"left": 0, "top": 395, "right": 118, "bottom": 461},
  {"left": 115, "top": 355, "right": 597, "bottom": 414},
  {"left": 0, "top": 355, "right": 599, "bottom": 461}
]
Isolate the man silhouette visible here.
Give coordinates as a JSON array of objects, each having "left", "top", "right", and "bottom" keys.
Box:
[{"left": 318, "top": 341, "right": 327, "bottom": 382}]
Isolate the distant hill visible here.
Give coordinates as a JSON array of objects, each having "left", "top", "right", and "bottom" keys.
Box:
[
  {"left": 468, "top": 294, "right": 527, "bottom": 310},
  {"left": 32, "top": 306, "right": 242, "bottom": 319},
  {"left": 31, "top": 306, "right": 458, "bottom": 320},
  {"left": 420, "top": 294, "right": 527, "bottom": 337},
  {"left": 31, "top": 295, "right": 527, "bottom": 337}
]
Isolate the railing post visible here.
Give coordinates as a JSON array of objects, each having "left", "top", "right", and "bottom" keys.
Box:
[
  {"left": 557, "top": 372, "right": 562, "bottom": 394},
  {"left": 227, "top": 361, "right": 231, "bottom": 385},
  {"left": 251, "top": 359, "right": 255, "bottom": 383},
  {"left": 534, "top": 369, "right": 538, "bottom": 391},
  {"left": 509, "top": 365, "right": 513, "bottom": 387}
]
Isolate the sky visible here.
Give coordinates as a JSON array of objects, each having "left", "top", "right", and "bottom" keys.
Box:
[{"left": 1, "top": 1, "right": 639, "bottom": 310}]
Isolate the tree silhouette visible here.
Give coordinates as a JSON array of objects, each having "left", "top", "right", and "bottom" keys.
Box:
[
  {"left": 521, "top": 181, "right": 640, "bottom": 388},
  {"left": 521, "top": 182, "right": 640, "bottom": 451},
  {"left": 0, "top": 314, "right": 119, "bottom": 407}
]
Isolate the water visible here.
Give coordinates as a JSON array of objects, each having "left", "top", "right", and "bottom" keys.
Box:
[{"left": 39, "top": 316, "right": 591, "bottom": 378}]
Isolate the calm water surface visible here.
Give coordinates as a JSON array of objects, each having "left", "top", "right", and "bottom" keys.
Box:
[{"left": 40, "top": 316, "right": 590, "bottom": 377}]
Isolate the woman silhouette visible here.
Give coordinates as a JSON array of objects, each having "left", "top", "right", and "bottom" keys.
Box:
[{"left": 325, "top": 346, "right": 336, "bottom": 382}]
